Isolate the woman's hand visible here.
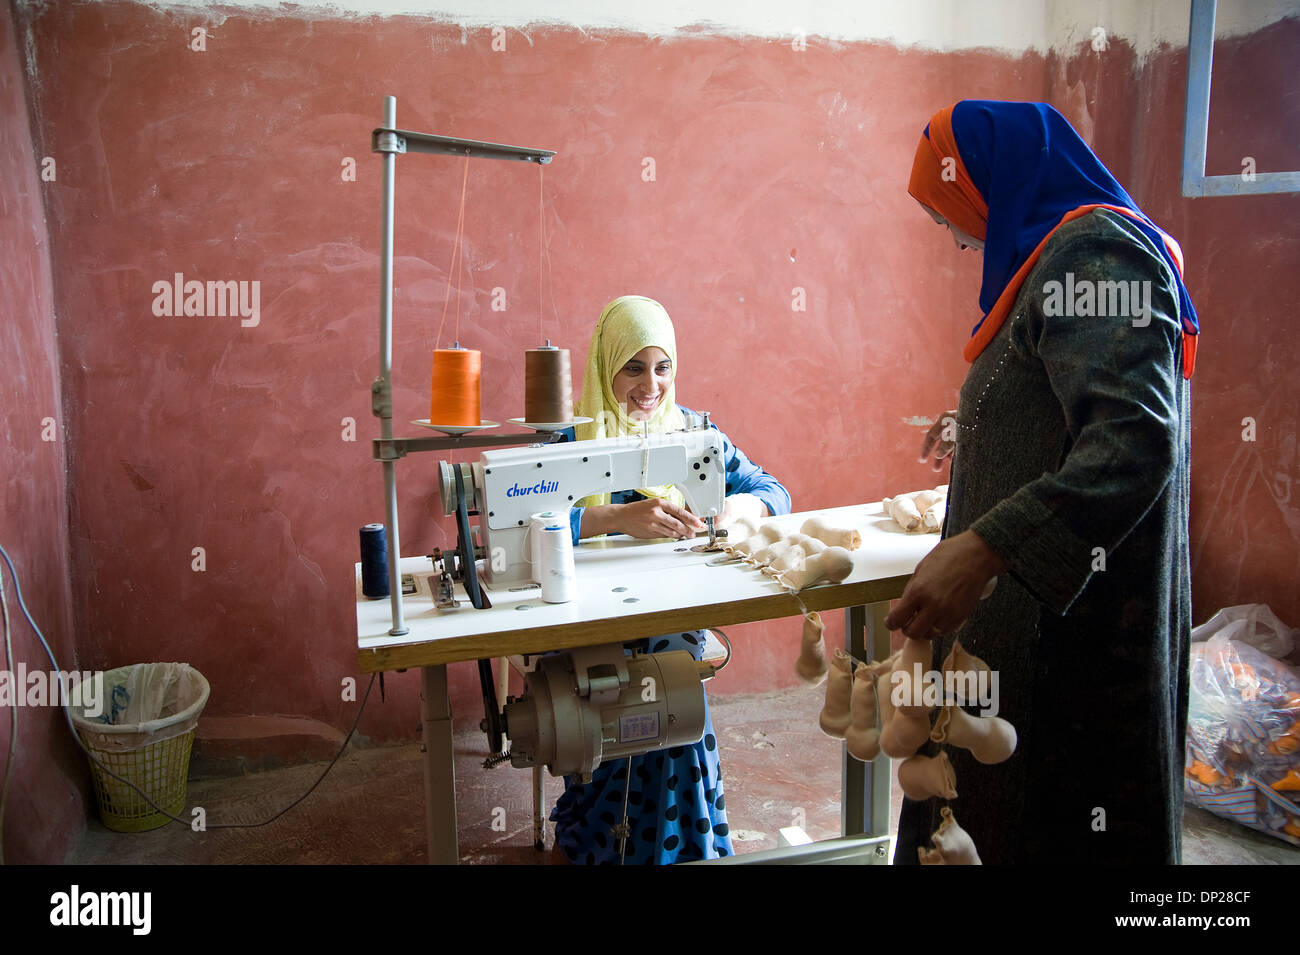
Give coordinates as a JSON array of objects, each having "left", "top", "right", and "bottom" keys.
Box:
[
  {"left": 884, "top": 530, "right": 1007, "bottom": 639},
  {"left": 920, "top": 409, "right": 959, "bottom": 472},
  {"left": 610, "top": 497, "right": 705, "bottom": 539}
]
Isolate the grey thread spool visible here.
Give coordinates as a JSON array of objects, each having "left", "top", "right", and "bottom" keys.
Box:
[{"left": 524, "top": 341, "right": 573, "bottom": 424}]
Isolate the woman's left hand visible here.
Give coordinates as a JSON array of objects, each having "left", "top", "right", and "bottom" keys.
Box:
[{"left": 884, "top": 530, "right": 1007, "bottom": 639}]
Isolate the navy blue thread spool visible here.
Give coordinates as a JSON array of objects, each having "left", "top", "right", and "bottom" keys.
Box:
[{"left": 360, "top": 523, "right": 389, "bottom": 599}]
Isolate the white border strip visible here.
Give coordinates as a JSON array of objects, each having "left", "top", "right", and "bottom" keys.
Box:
[{"left": 41, "top": 0, "right": 1300, "bottom": 57}]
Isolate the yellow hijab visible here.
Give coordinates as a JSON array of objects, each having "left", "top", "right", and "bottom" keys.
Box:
[{"left": 575, "top": 295, "right": 687, "bottom": 509}]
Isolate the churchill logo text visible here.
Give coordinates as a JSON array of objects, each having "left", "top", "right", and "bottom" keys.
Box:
[{"left": 506, "top": 480, "right": 560, "bottom": 497}]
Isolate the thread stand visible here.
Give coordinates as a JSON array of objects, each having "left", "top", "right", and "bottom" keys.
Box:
[{"left": 370, "top": 94, "right": 556, "bottom": 636}]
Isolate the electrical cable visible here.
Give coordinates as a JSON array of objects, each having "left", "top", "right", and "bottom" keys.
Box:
[
  {"left": 708, "top": 627, "right": 732, "bottom": 672},
  {"left": 0, "top": 554, "right": 16, "bottom": 865},
  {"left": 617, "top": 755, "right": 632, "bottom": 865},
  {"left": 0, "top": 543, "right": 376, "bottom": 832}
]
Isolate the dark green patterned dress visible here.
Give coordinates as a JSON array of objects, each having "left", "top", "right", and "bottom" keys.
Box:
[{"left": 895, "top": 209, "right": 1193, "bottom": 865}]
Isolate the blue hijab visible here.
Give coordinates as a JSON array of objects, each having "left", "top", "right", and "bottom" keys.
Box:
[{"left": 950, "top": 100, "right": 1200, "bottom": 340}]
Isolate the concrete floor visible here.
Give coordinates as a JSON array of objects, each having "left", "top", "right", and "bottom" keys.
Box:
[{"left": 66, "top": 686, "right": 1299, "bottom": 865}]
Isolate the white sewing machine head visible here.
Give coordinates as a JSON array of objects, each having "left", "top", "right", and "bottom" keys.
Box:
[{"left": 438, "top": 417, "right": 726, "bottom": 587}]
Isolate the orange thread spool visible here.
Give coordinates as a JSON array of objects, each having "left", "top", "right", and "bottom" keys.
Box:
[{"left": 429, "top": 345, "right": 481, "bottom": 426}]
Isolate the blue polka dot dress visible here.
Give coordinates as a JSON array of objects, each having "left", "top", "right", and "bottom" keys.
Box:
[{"left": 550, "top": 630, "right": 733, "bottom": 864}]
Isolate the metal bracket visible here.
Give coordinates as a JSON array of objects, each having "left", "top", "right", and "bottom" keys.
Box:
[
  {"left": 373, "top": 430, "right": 560, "bottom": 463},
  {"left": 373, "top": 130, "right": 406, "bottom": 154},
  {"left": 371, "top": 126, "right": 555, "bottom": 164},
  {"left": 373, "top": 438, "right": 406, "bottom": 462},
  {"left": 371, "top": 377, "right": 391, "bottom": 418}
]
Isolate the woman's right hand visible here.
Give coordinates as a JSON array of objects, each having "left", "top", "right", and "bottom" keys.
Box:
[
  {"left": 616, "top": 497, "right": 706, "bottom": 539},
  {"left": 920, "top": 409, "right": 959, "bottom": 472}
]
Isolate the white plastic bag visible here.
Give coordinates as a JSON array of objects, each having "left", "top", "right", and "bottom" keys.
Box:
[
  {"left": 1184, "top": 619, "right": 1300, "bottom": 846},
  {"left": 1191, "top": 603, "right": 1296, "bottom": 659},
  {"left": 71, "top": 663, "right": 210, "bottom": 752}
]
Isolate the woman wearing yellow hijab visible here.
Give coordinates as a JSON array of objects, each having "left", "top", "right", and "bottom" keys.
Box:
[
  {"left": 561, "top": 295, "right": 786, "bottom": 543},
  {"left": 552, "top": 295, "right": 790, "bottom": 864}
]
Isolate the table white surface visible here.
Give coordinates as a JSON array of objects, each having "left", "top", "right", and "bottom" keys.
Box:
[{"left": 356, "top": 502, "right": 938, "bottom": 671}]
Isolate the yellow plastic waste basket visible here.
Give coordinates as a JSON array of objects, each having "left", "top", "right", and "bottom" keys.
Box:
[{"left": 71, "top": 663, "right": 210, "bottom": 832}]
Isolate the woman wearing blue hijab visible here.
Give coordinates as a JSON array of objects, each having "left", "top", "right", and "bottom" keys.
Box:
[{"left": 891, "top": 101, "right": 1195, "bottom": 864}]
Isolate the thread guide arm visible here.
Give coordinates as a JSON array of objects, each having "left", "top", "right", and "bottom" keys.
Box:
[
  {"left": 372, "top": 431, "right": 562, "bottom": 462},
  {"left": 371, "top": 128, "right": 555, "bottom": 164}
]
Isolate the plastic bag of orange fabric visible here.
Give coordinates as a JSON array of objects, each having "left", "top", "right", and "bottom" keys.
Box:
[{"left": 1184, "top": 611, "right": 1300, "bottom": 846}]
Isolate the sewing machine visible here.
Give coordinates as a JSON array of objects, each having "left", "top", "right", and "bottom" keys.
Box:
[
  {"left": 436, "top": 414, "right": 727, "bottom": 590},
  {"left": 429, "top": 415, "right": 728, "bottom": 795}
]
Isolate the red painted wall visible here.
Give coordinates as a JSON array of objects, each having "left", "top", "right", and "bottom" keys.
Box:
[
  {"left": 1167, "top": 20, "right": 1300, "bottom": 626},
  {"left": 0, "top": 0, "right": 87, "bottom": 864},
  {"left": 7, "top": 0, "right": 1298, "bottom": 826}
]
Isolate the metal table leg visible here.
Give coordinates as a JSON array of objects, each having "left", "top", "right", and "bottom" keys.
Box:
[
  {"left": 704, "top": 602, "right": 895, "bottom": 865},
  {"left": 533, "top": 765, "right": 546, "bottom": 851},
  {"left": 420, "top": 664, "right": 459, "bottom": 864},
  {"left": 842, "top": 602, "right": 892, "bottom": 839}
]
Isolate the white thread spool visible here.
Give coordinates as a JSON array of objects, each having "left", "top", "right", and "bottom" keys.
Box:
[
  {"left": 529, "top": 510, "right": 568, "bottom": 585},
  {"left": 539, "top": 524, "right": 576, "bottom": 603}
]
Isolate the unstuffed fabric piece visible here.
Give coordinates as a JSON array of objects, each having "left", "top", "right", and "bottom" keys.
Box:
[
  {"left": 898, "top": 751, "right": 959, "bottom": 801},
  {"left": 819, "top": 648, "right": 853, "bottom": 738},
  {"left": 874, "top": 650, "right": 931, "bottom": 759},
  {"left": 799, "top": 516, "right": 862, "bottom": 550},
  {"left": 796, "top": 611, "right": 828, "bottom": 685},
  {"left": 846, "top": 663, "right": 882, "bottom": 762},
  {"left": 727, "top": 521, "right": 783, "bottom": 558},
  {"left": 883, "top": 485, "right": 948, "bottom": 533},
  {"left": 776, "top": 546, "right": 854, "bottom": 591},
  {"left": 930, "top": 705, "right": 1018, "bottom": 765},
  {"left": 917, "top": 807, "right": 981, "bottom": 865},
  {"left": 763, "top": 534, "right": 827, "bottom": 576}
]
